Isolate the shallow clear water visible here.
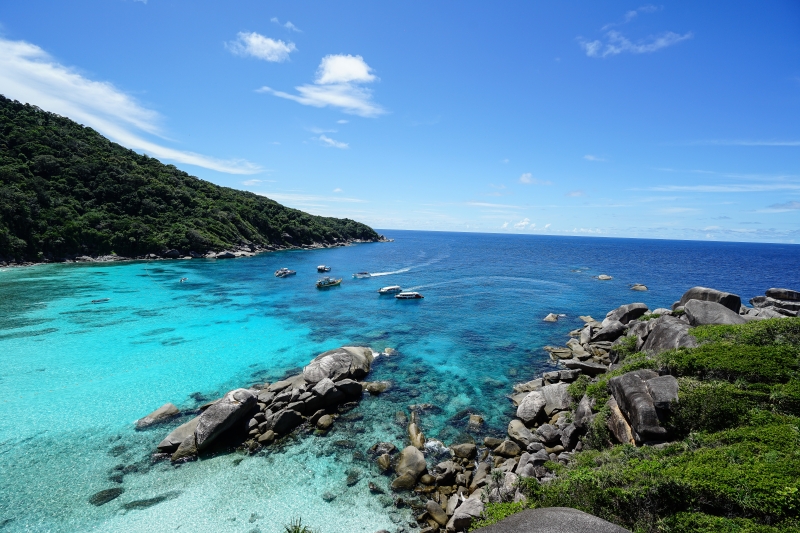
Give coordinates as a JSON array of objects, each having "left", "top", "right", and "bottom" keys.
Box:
[{"left": 1, "top": 231, "right": 798, "bottom": 532}]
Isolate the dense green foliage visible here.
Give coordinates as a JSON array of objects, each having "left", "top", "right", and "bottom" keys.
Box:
[
  {"left": 0, "top": 95, "right": 380, "bottom": 261},
  {"left": 476, "top": 318, "right": 800, "bottom": 532}
]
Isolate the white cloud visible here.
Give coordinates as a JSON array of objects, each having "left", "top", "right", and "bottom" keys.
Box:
[
  {"left": 318, "top": 134, "right": 348, "bottom": 149},
  {"left": 514, "top": 218, "right": 531, "bottom": 229},
  {"left": 337, "top": 119, "right": 349, "bottom": 124},
  {"left": 257, "top": 192, "right": 365, "bottom": 203},
  {"left": 648, "top": 184, "right": 800, "bottom": 193},
  {"left": 466, "top": 202, "right": 523, "bottom": 209},
  {"left": 566, "top": 190, "right": 586, "bottom": 197},
  {"left": 242, "top": 179, "right": 276, "bottom": 186},
  {"left": 309, "top": 126, "right": 337, "bottom": 134},
  {"left": 271, "top": 17, "right": 302, "bottom": 32},
  {"left": 583, "top": 154, "right": 605, "bottom": 161},
  {"left": 660, "top": 207, "right": 698, "bottom": 213},
  {"left": 333, "top": 188, "right": 343, "bottom": 193},
  {"left": 501, "top": 158, "right": 510, "bottom": 164},
  {"left": 0, "top": 37, "right": 261, "bottom": 174},
  {"left": 581, "top": 30, "right": 692, "bottom": 58},
  {"left": 501, "top": 222, "right": 509, "bottom": 229},
  {"left": 703, "top": 226, "right": 721, "bottom": 231},
  {"left": 258, "top": 54, "right": 385, "bottom": 117},
  {"left": 519, "top": 172, "right": 552, "bottom": 185},
  {"left": 544, "top": 223, "right": 551, "bottom": 229},
  {"left": 761, "top": 201, "right": 800, "bottom": 213},
  {"left": 226, "top": 32, "right": 296, "bottom": 62}
]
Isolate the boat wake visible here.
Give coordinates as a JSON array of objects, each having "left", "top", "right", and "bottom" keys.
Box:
[{"left": 370, "top": 267, "right": 411, "bottom": 277}]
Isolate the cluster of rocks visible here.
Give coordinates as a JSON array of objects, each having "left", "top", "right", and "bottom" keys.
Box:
[
  {"left": 483, "top": 284, "right": 799, "bottom": 516},
  {"left": 147, "top": 347, "right": 390, "bottom": 462}
]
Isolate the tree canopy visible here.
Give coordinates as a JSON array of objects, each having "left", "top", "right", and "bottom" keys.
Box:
[{"left": 0, "top": 95, "right": 380, "bottom": 262}]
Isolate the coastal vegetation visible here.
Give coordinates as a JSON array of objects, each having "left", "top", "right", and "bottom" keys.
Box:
[
  {"left": 474, "top": 317, "right": 800, "bottom": 532},
  {"left": 0, "top": 95, "right": 381, "bottom": 263}
]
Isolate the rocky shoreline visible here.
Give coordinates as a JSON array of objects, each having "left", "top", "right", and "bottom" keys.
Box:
[
  {"left": 108, "top": 285, "right": 798, "bottom": 533},
  {"left": 0, "top": 236, "right": 393, "bottom": 268}
]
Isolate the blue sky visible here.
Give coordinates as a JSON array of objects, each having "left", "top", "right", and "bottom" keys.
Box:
[{"left": 1, "top": 1, "right": 799, "bottom": 243}]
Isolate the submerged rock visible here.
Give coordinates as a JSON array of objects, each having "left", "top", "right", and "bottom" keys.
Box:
[
  {"left": 157, "top": 417, "right": 199, "bottom": 453},
  {"left": 88, "top": 487, "right": 124, "bottom": 506},
  {"left": 136, "top": 403, "right": 179, "bottom": 429}
]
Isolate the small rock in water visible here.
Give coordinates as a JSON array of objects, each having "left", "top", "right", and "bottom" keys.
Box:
[
  {"left": 322, "top": 491, "right": 337, "bottom": 502},
  {"left": 631, "top": 283, "right": 648, "bottom": 291},
  {"left": 597, "top": 274, "right": 613, "bottom": 280},
  {"left": 468, "top": 414, "right": 484, "bottom": 430},
  {"left": 543, "top": 313, "right": 559, "bottom": 322},
  {"left": 88, "top": 488, "right": 124, "bottom": 506},
  {"left": 369, "top": 481, "right": 385, "bottom": 494}
]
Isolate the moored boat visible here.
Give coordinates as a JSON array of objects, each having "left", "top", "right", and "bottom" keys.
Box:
[
  {"left": 275, "top": 268, "right": 296, "bottom": 278},
  {"left": 395, "top": 291, "right": 424, "bottom": 299},
  {"left": 317, "top": 265, "right": 331, "bottom": 272},
  {"left": 353, "top": 272, "right": 371, "bottom": 279},
  {"left": 316, "top": 276, "right": 342, "bottom": 288},
  {"left": 378, "top": 285, "right": 402, "bottom": 294}
]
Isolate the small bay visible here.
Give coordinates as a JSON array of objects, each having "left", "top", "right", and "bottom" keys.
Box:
[{"left": 0, "top": 231, "right": 798, "bottom": 532}]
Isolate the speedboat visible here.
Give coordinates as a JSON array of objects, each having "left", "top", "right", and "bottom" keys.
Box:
[
  {"left": 395, "top": 292, "right": 424, "bottom": 299},
  {"left": 275, "top": 268, "right": 296, "bottom": 278},
  {"left": 317, "top": 265, "right": 331, "bottom": 272},
  {"left": 353, "top": 272, "right": 371, "bottom": 279},
  {"left": 316, "top": 277, "right": 342, "bottom": 288},
  {"left": 378, "top": 285, "right": 402, "bottom": 294}
]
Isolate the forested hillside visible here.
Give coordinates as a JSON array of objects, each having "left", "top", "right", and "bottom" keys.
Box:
[{"left": 0, "top": 95, "right": 381, "bottom": 262}]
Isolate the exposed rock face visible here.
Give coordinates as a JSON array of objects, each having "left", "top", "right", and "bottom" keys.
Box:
[
  {"left": 606, "top": 397, "right": 635, "bottom": 445},
  {"left": 541, "top": 382, "right": 571, "bottom": 416},
  {"left": 446, "top": 494, "right": 484, "bottom": 532},
  {"left": 508, "top": 419, "right": 535, "bottom": 447},
  {"left": 395, "top": 446, "right": 427, "bottom": 482},
  {"left": 609, "top": 370, "right": 668, "bottom": 443},
  {"left": 684, "top": 299, "right": 747, "bottom": 326},
  {"left": 765, "top": 288, "right": 800, "bottom": 302},
  {"left": 675, "top": 286, "right": 741, "bottom": 313},
  {"left": 516, "top": 390, "right": 546, "bottom": 425},
  {"left": 470, "top": 507, "right": 631, "bottom": 533},
  {"left": 591, "top": 321, "right": 627, "bottom": 343},
  {"left": 451, "top": 442, "right": 477, "bottom": 459},
  {"left": 157, "top": 417, "right": 199, "bottom": 453},
  {"left": 604, "top": 303, "right": 649, "bottom": 325},
  {"left": 641, "top": 316, "right": 698, "bottom": 356},
  {"left": 195, "top": 389, "right": 256, "bottom": 451},
  {"left": 302, "top": 346, "right": 374, "bottom": 384},
  {"left": 562, "top": 359, "right": 608, "bottom": 376},
  {"left": 750, "top": 296, "right": 800, "bottom": 316},
  {"left": 645, "top": 375, "right": 679, "bottom": 411},
  {"left": 136, "top": 403, "right": 179, "bottom": 429}
]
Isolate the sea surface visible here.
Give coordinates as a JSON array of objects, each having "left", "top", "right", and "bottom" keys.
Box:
[{"left": 1, "top": 231, "right": 798, "bottom": 533}]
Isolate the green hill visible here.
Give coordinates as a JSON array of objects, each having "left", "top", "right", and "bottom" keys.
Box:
[{"left": 0, "top": 95, "right": 382, "bottom": 262}]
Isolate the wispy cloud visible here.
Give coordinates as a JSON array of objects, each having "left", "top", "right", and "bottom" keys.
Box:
[
  {"left": 226, "top": 32, "right": 296, "bottom": 62},
  {"left": 647, "top": 184, "right": 800, "bottom": 193},
  {"left": 583, "top": 154, "right": 605, "bottom": 162},
  {"left": 337, "top": 119, "right": 349, "bottom": 124},
  {"left": 465, "top": 202, "right": 523, "bottom": 209},
  {"left": 519, "top": 172, "right": 552, "bottom": 185},
  {"left": 242, "top": 178, "right": 276, "bottom": 186},
  {"left": 761, "top": 201, "right": 800, "bottom": 213},
  {"left": 501, "top": 158, "right": 510, "bottom": 164},
  {"left": 258, "top": 192, "right": 366, "bottom": 204},
  {"left": 566, "top": 190, "right": 586, "bottom": 197},
  {"left": 318, "top": 134, "right": 348, "bottom": 149},
  {"left": 660, "top": 207, "right": 698, "bottom": 214},
  {"left": 259, "top": 54, "right": 385, "bottom": 117},
  {"left": 689, "top": 139, "right": 800, "bottom": 147},
  {"left": 501, "top": 222, "right": 509, "bottom": 229},
  {"left": 581, "top": 30, "right": 692, "bottom": 58},
  {"left": 602, "top": 5, "right": 660, "bottom": 30},
  {"left": 333, "top": 187, "right": 343, "bottom": 193},
  {"left": 270, "top": 17, "right": 301, "bottom": 32},
  {"left": 309, "top": 126, "right": 337, "bottom": 134},
  {"left": 0, "top": 37, "right": 261, "bottom": 174}
]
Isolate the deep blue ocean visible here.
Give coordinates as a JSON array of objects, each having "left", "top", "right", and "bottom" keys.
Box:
[{"left": 1, "top": 230, "right": 798, "bottom": 532}]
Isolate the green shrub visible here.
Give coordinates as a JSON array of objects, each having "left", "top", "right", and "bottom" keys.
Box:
[
  {"left": 660, "top": 512, "right": 798, "bottom": 533},
  {"left": 658, "top": 344, "right": 798, "bottom": 384},
  {"left": 471, "top": 501, "right": 526, "bottom": 529},
  {"left": 691, "top": 318, "right": 800, "bottom": 348},
  {"left": 568, "top": 375, "right": 591, "bottom": 401},
  {"left": 667, "top": 379, "right": 770, "bottom": 436},
  {"left": 612, "top": 335, "right": 639, "bottom": 363}
]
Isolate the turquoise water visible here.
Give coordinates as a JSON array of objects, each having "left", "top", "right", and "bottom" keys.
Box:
[{"left": 1, "top": 231, "right": 798, "bottom": 532}]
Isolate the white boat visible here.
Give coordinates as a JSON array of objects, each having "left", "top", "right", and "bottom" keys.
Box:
[
  {"left": 395, "top": 291, "right": 424, "bottom": 299},
  {"left": 275, "top": 268, "right": 296, "bottom": 278},
  {"left": 353, "top": 272, "right": 371, "bottom": 279},
  {"left": 378, "top": 285, "right": 402, "bottom": 294},
  {"left": 317, "top": 265, "right": 331, "bottom": 272}
]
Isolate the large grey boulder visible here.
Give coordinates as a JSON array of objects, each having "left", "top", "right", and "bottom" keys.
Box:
[
  {"left": 604, "top": 303, "right": 649, "bottom": 325},
  {"left": 765, "top": 288, "right": 800, "bottom": 302},
  {"left": 270, "top": 409, "right": 303, "bottom": 434},
  {"left": 573, "top": 395, "right": 595, "bottom": 429},
  {"left": 195, "top": 389, "right": 256, "bottom": 451},
  {"left": 541, "top": 382, "right": 571, "bottom": 416},
  {"left": 157, "top": 416, "right": 199, "bottom": 452},
  {"left": 447, "top": 494, "right": 484, "bottom": 532},
  {"left": 562, "top": 359, "right": 608, "bottom": 376},
  {"left": 591, "top": 321, "right": 627, "bottom": 343},
  {"left": 312, "top": 377, "right": 345, "bottom": 406},
  {"left": 302, "top": 346, "right": 374, "bottom": 384},
  {"left": 136, "top": 403, "right": 180, "bottom": 428},
  {"left": 471, "top": 506, "right": 631, "bottom": 532},
  {"left": 508, "top": 419, "right": 535, "bottom": 447},
  {"left": 675, "top": 286, "right": 741, "bottom": 313},
  {"left": 645, "top": 375, "right": 679, "bottom": 411},
  {"left": 516, "top": 390, "right": 546, "bottom": 425},
  {"left": 641, "top": 316, "right": 698, "bottom": 356},
  {"left": 608, "top": 370, "right": 666, "bottom": 443},
  {"left": 606, "top": 397, "right": 635, "bottom": 445},
  {"left": 684, "top": 300, "right": 747, "bottom": 326},
  {"left": 750, "top": 296, "right": 800, "bottom": 316},
  {"left": 395, "top": 446, "right": 427, "bottom": 479}
]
